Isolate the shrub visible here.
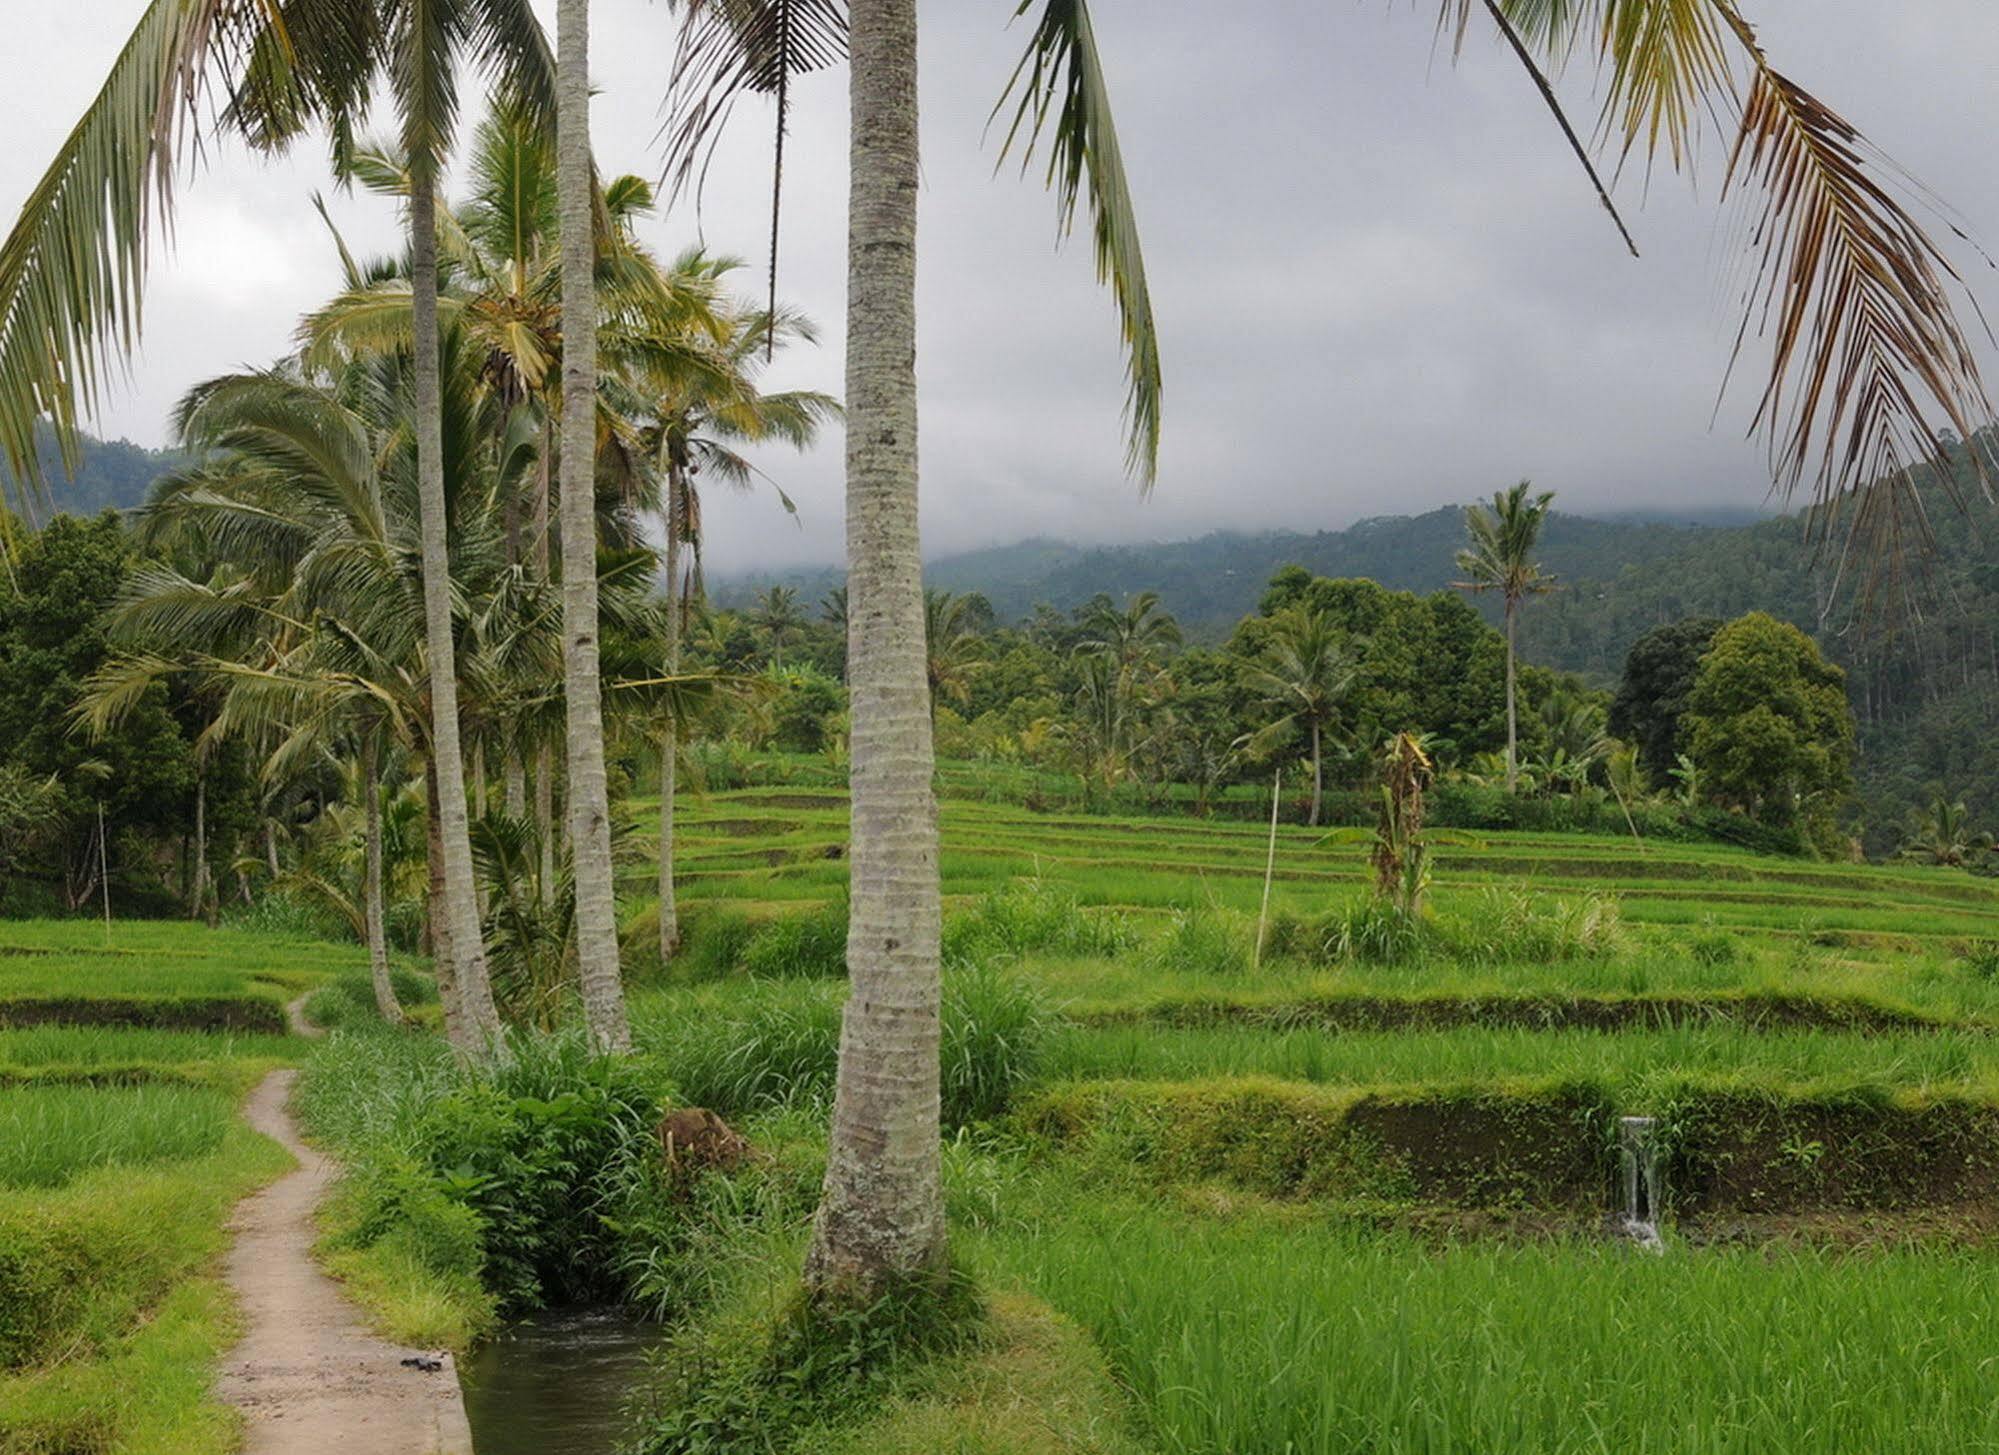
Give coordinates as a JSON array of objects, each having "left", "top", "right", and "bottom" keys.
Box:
[
  {"left": 635, "top": 1270, "right": 984, "bottom": 1455},
  {"left": 742, "top": 902, "right": 850, "bottom": 980},
  {"left": 1438, "top": 890, "right": 1626, "bottom": 965},
  {"left": 305, "top": 1029, "right": 676, "bottom": 1314},
  {"left": 1327, "top": 899, "right": 1429, "bottom": 966}
]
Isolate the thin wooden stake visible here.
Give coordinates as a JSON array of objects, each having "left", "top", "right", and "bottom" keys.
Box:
[
  {"left": 97, "top": 803, "right": 111, "bottom": 944},
  {"left": 1254, "top": 768, "right": 1281, "bottom": 970}
]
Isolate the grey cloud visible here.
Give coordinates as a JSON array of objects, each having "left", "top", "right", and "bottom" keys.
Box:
[{"left": 5, "top": 1, "right": 1995, "bottom": 574}]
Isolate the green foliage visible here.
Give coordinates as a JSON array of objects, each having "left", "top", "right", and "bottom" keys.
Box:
[
  {"left": 1683, "top": 612, "right": 1855, "bottom": 834},
  {"left": 742, "top": 901, "right": 850, "bottom": 980},
  {"left": 943, "top": 879, "right": 1137, "bottom": 965},
  {"left": 301, "top": 967, "right": 438, "bottom": 1030},
  {"left": 0, "top": 1084, "right": 233, "bottom": 1189},
  {"left": 302, "top": 1030, "right": 676, "bottom": 1314},
  {"left": 636, "top": 971, "right": 1047, "bottom": 1130},
  {"left": 0, "top": 513, "right": 203, "bottom": 903},
  {"left": 1609, "top": 617, "right": 1724, "bottom": 780},
  {"left": 1151, "top": 905, "right": 1252, "bottom": 978},
  {"left": 635, "top": 1270, "right": 985, "bottom": 1455}
]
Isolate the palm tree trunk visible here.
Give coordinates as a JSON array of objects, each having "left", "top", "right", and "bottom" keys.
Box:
[
  {"left": 264, "top": 821, "right": 280, "bottom": 879},
  {"left": 658, "top": 463, "right": 684, "bottom": 962},
  {"left": 557, "top": 0, "right": 631, "bottom": 1054},
  {"left": 1309, "top": 719, "right": 1323, "bottom": 828},
  {"left": 534, "top": 421, "right": 558, "bottom": 898},
  {"left": 410, "top": 170, "right": 503, "bottom": 1056},
  {"left": 362, "top": 735, "right": 405, "bottom": 1026},
  {"left": 805, "top": 0, "right": 946, "bottom": 1298},
  {"left": 1504, "top": 597, "right": 1519, "bottom": 794},
  {"left": 423, "top": 758, "right": 465, "bottom": 1042}
]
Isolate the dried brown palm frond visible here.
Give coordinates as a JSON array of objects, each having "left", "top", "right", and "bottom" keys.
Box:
[{"left": 1451, "top": 0, "right": 1993, "bottom": 589}]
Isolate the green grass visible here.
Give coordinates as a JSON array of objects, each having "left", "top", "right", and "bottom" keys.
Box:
[
  {"left": 973, "top": 1187, "right": 1999, "bottom": 1455},
  {"left": 1040, "top": 1022, "right": 1999, "bottom": 1097},
  {"left": 0, "top": 1085, "right": 235, "bottom": 1188}
]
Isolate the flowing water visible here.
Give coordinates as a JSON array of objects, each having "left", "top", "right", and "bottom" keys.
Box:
[
  {"left": 1618, "top": 1114, "right": 1665, "bottom": 1251},
  {"left": 460, "top": 1306, "right": 669, "bottom": 1455}
]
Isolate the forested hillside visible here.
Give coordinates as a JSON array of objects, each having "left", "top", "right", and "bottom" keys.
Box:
[
  {"left": 718, "top": 505, "right": 1770, "bottom": 632},
  {"left": 0, "top": 424, "right": 180, "bottom": 519}
]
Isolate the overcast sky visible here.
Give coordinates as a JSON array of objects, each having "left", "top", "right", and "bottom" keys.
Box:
[{"left": 6, "top": 2, "right": 1998, "bottom": 572}]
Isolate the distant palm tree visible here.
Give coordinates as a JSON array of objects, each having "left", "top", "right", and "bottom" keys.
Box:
[
  {"left": 1080, "top": 591, "right": 1181, "bottom": 671},
  {"left": 923, "top": 591, "right": 983, "bottom": 714},
  {"left": 1239, "top": 604, "right": 1364, "bottom": 827},
  {"left": 1455, "top": 481, "right": 1557, "bottom": 793},
  {"left": 820, "top": 587, "right": 849, "bottom": 630},
  {"left": 1900, "top": 795, "right": 1994, "bottom": 869},
  {"left": 753, "top": 586, "right": 807, "bottom": 667}
]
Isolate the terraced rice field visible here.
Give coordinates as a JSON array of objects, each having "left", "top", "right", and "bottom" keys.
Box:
[
  {"left": 644, "top": 786, "right": 1999, "bottom": 944},
  {"left": 626, "top": 779, "right": 1999, "bottom": 1451},
  {"left": 0, "top": 918, "right": 352, "bottom": 1453}
]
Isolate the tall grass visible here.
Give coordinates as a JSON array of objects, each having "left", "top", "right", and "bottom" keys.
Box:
[
  {"left": 632, "top": 965, "right": 1048, "bottom": 1128},
  {"left": 0, "top": 1085, "right": 234, "bottom": 1187},
  {"left": 984, "top": 1198, "right": 1999, "bottom": 1454}
]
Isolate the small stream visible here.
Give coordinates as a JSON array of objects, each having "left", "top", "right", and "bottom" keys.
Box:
[{"left": 460, "top": 1307, "right": 669, "bottom": 1455}]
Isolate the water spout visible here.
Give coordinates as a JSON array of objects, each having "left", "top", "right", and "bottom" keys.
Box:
[{"left": 1618, "top": 1115, "right": 1664, "bottom": 1252}]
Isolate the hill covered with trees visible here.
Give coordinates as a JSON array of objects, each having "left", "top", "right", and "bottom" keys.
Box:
[{"left": 0, "top": 424, "right": 181, "bottom": 519}]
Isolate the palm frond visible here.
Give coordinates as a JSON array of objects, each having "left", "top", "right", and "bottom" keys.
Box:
[
  {"left": 994, "top": 0, "right": 1161, "bottom": 486},
  {"left": 0, "top": 0, "right": 287, "bottom": 495},
  {"left": 659, "top": 0, "right": 848, "bottom": 334},
  {"left": 1476, "top": 0, "right": 1993, "bottom": 583}
]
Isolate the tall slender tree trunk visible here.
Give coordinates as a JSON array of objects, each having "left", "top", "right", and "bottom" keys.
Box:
[
  {"left": 423, "top": 758, "right": 465, "bottom": 1042},
  {"left": 1504, "top": 598, "right": 1519, "bottom": 793},
  {"left": 190, "top": 773, "right": 209, "bottom": 922},
  {"left": 1309, "top": 719, "right": 1323, "bottom": 828},
  {"left": 362, "top": 735, "right": 405, "bottom": 1026},
  {"left": 264, "top": 821, "right": 280, "bottom": 879},
  {"left": 557, "top": 0, "right": 631, "bottom": 1054},
  {"left": 410, "top": 172, "right": 502, "bottom": 1056},
  {"left": 658, "top": 464, "right": 684, "bottom": 962},
  {"left": 535, "top": 423, "right": 558, "bottom": 898},
  {"left": 805, "top": 0, "right": 945, "bottom": 1297}
]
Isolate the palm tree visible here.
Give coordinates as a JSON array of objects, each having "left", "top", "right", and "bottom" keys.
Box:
[
  {"left": 752, "top": 586, "right": 808, "bottom": 667},
  {"left": 635, "top": 282, "right": 834, "bottom": 960},
  {"left": 1239, "top": 603, "right": 1364, "bottom": 827},
  {"left": 923, "top": 590, "right": 983, "bottom": 714},
  {"left": 1899, "top": 795, "right": 1994, "bottom": 869},
  {"left": 1455, "top": 481, "right": 1557, "bottom": 793},
  {"left": 555, "top": 0, "right": 630, "bottom": 1053},
  {"left": 1079, "top": 591, "right": 1182, "bottom": 672}
]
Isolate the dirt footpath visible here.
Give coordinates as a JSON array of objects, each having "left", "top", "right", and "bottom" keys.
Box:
[{"left": 217, "top": 1055, "right": 474, "bottom": 1454}]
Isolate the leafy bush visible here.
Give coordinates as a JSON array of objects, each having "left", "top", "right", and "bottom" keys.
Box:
[
  {"left": 743, "top": 902, "right": 850, "bottom": 980},
  {"left": 1326, "top": 899, "right": 1429, "bottom": 965},
  {"left": 1961, "top": 940, "right": 1999, "bottom": 981},
  {"left": 636, "top": 1270, "right": 984, "bottom": 1455},
  {"left": 304, "top": 1029, "right": 678, "bottom": 1314}
]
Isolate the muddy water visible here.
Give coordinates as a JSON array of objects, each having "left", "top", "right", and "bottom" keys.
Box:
[{"left": 460, "top": 1307, "right": 668, "bottom": 1455}]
